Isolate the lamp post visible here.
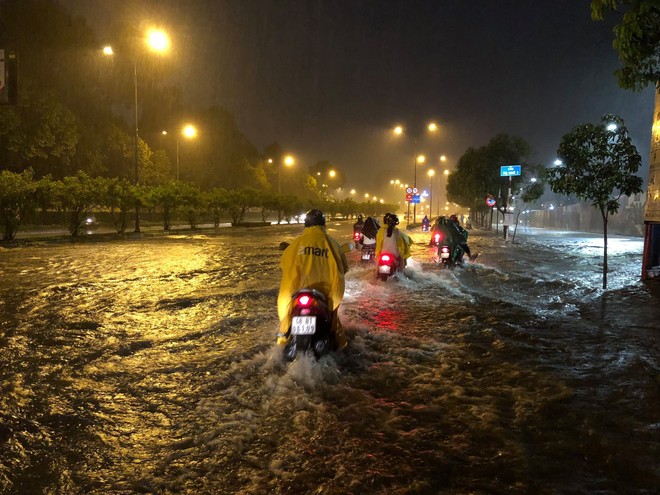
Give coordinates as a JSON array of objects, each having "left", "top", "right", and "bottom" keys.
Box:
[
  {"left": 103, "top": 27, "right": 170, "bottom": 233},
  {"left": 427, "top": 169, "right": 435, "bottom": 219},
  {"left": 442, "top": 169, "right": 449, "bottom": 217},
  {"left": 162, "top": 123, "right": 197, "bottom": 180},
  {"left": 280, "top": 155, "right": 295, "bottom": 194},
  {"left": 270, "top": 155, "right": 295, "bottom": 194},
  {"left": 393, "top": 122, "right": 438, "bottom": 226},
  {"left": 413, "top": 154, "right": 426, "bottom": 223}
]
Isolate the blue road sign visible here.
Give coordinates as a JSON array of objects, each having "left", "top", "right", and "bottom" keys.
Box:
[
  {"left": 412, "top": 194, "right": 421, "bottom": 204},
  {"left": 500, "top": 165, "right": 521, "bottom": 177}
]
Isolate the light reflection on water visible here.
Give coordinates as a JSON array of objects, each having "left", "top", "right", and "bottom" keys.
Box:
[{"left": 0, "top": 225, "right": 658, "bottom": 494}]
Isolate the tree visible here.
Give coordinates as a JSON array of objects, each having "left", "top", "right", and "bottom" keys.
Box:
[
  {"left": 141, "top": 149, "right": 173, "bottom": 186},
  {"left": 0, "top": 84, "right": 79, "bottom": 177},
  {"left": 149, "top": 181, "right": 187, "bottom": 231},
  {"left": 511, "top": 166, "right": 546, "bottom": 243},
  {"left": 98, "top": 177, "right": 135, "bottom": 234},
  {"left": 447, "top": 134, "right": 531, "bottom": 227},
  {"left": 226, "top": 189, "right": 251, "bottom": 224},
  {"left": 547, "top": 114, "right": 643, "bottom": 289},
  {"left": 281, "top": 195, "right": 305, "bottom": 224},
  {"left": 591, "top": 0, "right": 660, "bottom": 91},
  {"left": 54, "top": 171, "right": 105, "bottom": 236},
  {"left": 204, "top": 187, "right": 230, "bottom": 227},
  {"left": 0, "top": 169, "right": 37, "bottom": 240}
]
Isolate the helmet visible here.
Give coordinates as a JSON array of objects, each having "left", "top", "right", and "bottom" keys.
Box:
[
  {"left": 304, "top": 209, "right": 326, "bottom": 227},
  {"left": 357, "top": 214, "right": 363, "bottom": 221},
  {"left": 385, "top": 213, "right": 399, "bottom": 226},
  {"left": 449, "top": 214, "right": 459, "bottom": 223}
]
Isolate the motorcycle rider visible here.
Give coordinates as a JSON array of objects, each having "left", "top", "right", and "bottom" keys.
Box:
[
  {"left": 375, "top": 213, "right": 412, "bottom": 269},
  {"left": 433, "top": 215, "right": 464, "bottom": 258},
  {"left": 421, "top": 215, "right": 430, "bottom": 231},
  {"left": 450, "top": 214, "right": 477, "bottom": 260},
  {"left": 352, "top": 214, "right": 365, "bottom": 244},
  {"left": 353, "top": 214, "right": 364, "bottom": 231},
  {"left": 277, "top": 209, "right": 349, "bottom": 349},
  {"left": 360, "top": 216, "right": 380, "bottom": 254}
]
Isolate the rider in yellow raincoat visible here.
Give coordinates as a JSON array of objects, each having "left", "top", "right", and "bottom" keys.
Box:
[
  {"left": 277, "top": 209, "right": 349, "bottom": 349},
  {"left": 375, "top": 213, "right": 412, "bottom": 269}
]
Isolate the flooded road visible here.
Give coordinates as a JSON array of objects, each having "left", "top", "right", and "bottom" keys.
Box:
[{"left": 0, "top": 223, "right": 658, "bottom": 494}]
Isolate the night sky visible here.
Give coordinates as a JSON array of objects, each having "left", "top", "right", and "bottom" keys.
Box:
[{"left": 61, "top": 0, "right": 655, "bottom": 200}]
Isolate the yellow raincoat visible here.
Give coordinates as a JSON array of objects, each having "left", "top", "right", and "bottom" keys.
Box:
[
  {"left": 375, "top": 227, "right": 412, "bottom": 264},
  {"left": 277, "top": 226, "right": 349, "bottom": 345}
]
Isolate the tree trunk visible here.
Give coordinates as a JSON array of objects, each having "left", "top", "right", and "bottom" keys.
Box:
[
  {"left": 512, "top": 209, "right": 523, "bottom": 243},
  {"left": 602, "top": 209, "right": 608, "bottom": 290}
]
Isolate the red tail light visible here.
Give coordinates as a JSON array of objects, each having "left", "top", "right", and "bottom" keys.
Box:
[
  {"left": 440, "top": 246, "right": 450, "bottom": 253},
  {"left": 353, "top": 232, "right": 361, "bottom": 241},
  {"left": 297, "top": 295, "right": 312, "bottom": 307},
  {"left": 381, "top": 254, "right": 391, "bottom": 262},
  {"left": 434, "top": 233, "right": 441, "bottom": 243}
]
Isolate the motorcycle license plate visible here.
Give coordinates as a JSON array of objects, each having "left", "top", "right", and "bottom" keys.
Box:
[
  {"left": 362, "top": 253, "right": 371, "bottom": 260},
  {"left": 378, "top": 265, "right": 391, "bottom": 274},
  {"left": 291, "top": 316, "right": 316, "bottom": 335},
  {"left": 441, "top": 252, "right": 450, "bottom": 259}
]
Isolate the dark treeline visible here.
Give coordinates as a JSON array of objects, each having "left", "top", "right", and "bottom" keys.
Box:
[
  {"left": 0, "top": 0, "right": 400, "bottom": 239},
  {"left": 0, "top": 0, "right": 333, "bottom": 195}
]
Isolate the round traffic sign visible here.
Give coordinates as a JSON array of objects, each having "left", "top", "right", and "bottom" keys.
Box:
[
  {"left": 412, "top": 187, "right": 418, "bottom": 194},
  {"left": 406, "top": 187, "right": 413, "bottom": 194},
  {"left": 486, "top": 197, "right": 496, "bottom": 207}
]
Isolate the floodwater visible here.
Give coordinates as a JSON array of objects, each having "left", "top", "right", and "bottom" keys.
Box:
[{"left": 0, "top": 223, "right": 658, "bottom": 494}]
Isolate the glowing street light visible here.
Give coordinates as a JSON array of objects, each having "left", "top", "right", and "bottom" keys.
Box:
[
  {"left": 271, "top": 155, "right": 295, "bottom": 194},
  {"left": 428, "top": 168, "right": 436, "bottom": 218},
  {"left": 163, "top": 123, "right": 198, "bottom": 180},
  {"left": 182, "top": 124, "right": 197, "bottom": 139},
  {"left": 147, "top": 29, "right": 170, "bottom": 52},
  {"left": 393, "top": 121, "right": 440, "bottom": 224},
  {"left": 441, "top": 169, "right": 450, "bottom": 215},
  {"left": 103, "top": 26, "right": 171, "bottom": 232}
]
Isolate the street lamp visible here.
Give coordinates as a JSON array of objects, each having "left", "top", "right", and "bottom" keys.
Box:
[
  {"left": 271, "top": 155, "right": 295, "bottom": 194},
  {"left": 103, "top": 27, "right": 171, "bottom": 233},
  {"left": 162, "top": 123, "right": 197, "bottom": 180},
  {"left": 393, "top": 121, "right": 439, "bottom": 225},
  {"left": 427, "top": 169, "right": 435, "bottom": 218},
  {"left": 413, "top": 154, "right": 426, "bottom": 223},
  {"left": 442, "top": 169, "right": 449, "bottom": 217}
]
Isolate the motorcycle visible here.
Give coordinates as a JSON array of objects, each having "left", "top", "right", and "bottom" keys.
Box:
[
  {"left": 377, "top": 252, "right": 399, "bottom": 281},
  {"left": 282, "top": 288, "right": 336, "bottom": 361},
  {"left": 353, "top": 228, "right": 363, "bottom": 244},
  {"left": 361, "top": 244, "right": 375, "bottom": 263},
  {"left": 429, "top": 230, "right": 443, "bottom": 248},
  {"left": 280, "top": 242, "right": 353, "bottom": 361},
  {"left": 437, "top": 243, "right": 464, "bottom": 269}
]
